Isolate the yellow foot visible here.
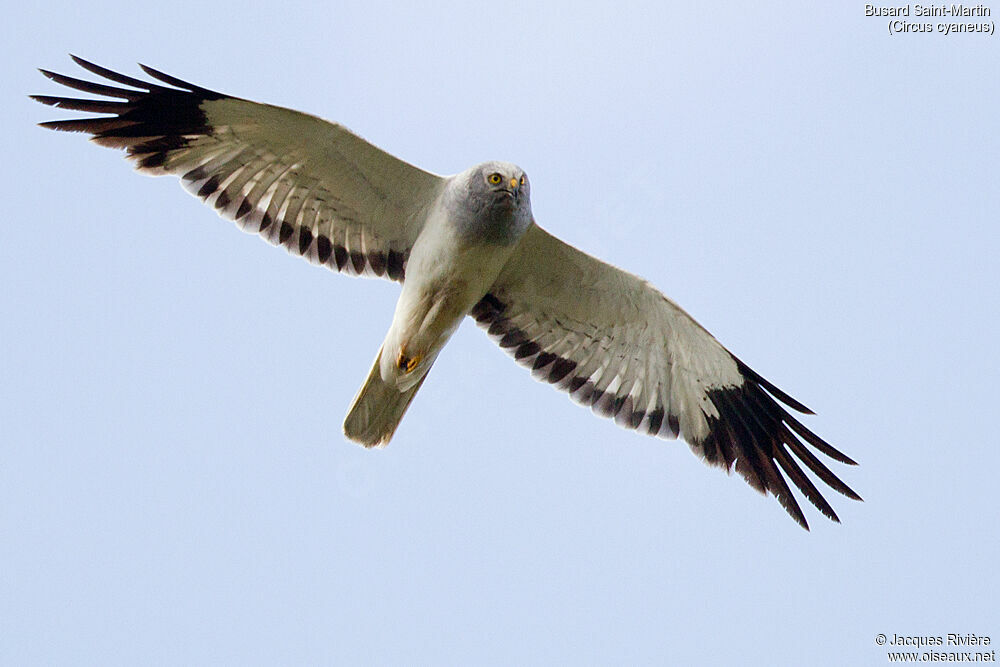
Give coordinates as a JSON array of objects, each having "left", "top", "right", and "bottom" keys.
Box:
[{"left": 396, "top": 347, "right": 422, "bottom": 373}]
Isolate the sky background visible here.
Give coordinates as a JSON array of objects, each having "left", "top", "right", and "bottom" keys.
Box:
[{"left": 2, "top": 2, "right": 998, "bottom": 665}]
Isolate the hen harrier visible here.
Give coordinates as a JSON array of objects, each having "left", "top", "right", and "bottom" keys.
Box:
[{"left": 34, "top": 57, "right": 861, "bottom": 529}]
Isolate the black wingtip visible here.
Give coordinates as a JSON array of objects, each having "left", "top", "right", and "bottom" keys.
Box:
[
  {"left": 69, "top": 54, "right": 107, "bottom": 74},
  {"left": 68, "top": 55, "right": 168, "bottom": 92},
  {"left": 138, "top": 63, "right": 191, "bottom": 88},
  {"left": 733, "top": 355, "right": 815, "bottom": 415},
  {"left": 68, "top": 54, "right": 100, "bottom": 72},
  {"left": 784, "top": 497, "right": 810, "bottom": 531},
  {"left": 702, "top": 360, "right": 862, "bottom": 529},
  {"left": 30, "top": 95, "right": 128, "bottom": 114}
]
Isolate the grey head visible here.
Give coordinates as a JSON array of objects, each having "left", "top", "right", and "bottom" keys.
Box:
[{"left": 446, "top": 161, "right": 533, "bottom": 246}]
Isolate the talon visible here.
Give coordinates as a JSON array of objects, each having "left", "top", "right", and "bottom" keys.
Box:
[{"left": 396, "top": 347, "right": 422, "bottom": 373}]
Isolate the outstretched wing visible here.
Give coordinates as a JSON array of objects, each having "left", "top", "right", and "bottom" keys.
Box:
[
  {"left": 472, "top": 224, "right": 861, "bottom": 530},
  {"left": 33, "top": 56, "right": 445, "bottom": 280}
]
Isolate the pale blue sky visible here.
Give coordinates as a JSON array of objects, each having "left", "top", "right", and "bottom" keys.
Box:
[{"left": 3, "top": 2, "right": 998, "bottom": 665}]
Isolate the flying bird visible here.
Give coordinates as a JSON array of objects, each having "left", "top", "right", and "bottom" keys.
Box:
[{"left": 33, "top": 56, "right": 861, "bottom": 529}]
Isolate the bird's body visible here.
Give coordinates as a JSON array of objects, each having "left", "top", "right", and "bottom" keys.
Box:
[
  {"left": 34, "top": 57, "right": 861, "bottom": 529},
  {"left": 350, "top": 162, "right": 533, "bottom": 442}
]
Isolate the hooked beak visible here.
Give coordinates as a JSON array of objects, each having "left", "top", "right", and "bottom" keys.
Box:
[{"left": 501, "top": 178, "right": 522, "bottom": 202}]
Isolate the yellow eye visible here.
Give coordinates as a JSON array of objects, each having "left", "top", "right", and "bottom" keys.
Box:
[
  {"left": 519, "top": 175, "right": 526, "bottom": 187},
  {"left": 488, "top": 173, "right": 503, "bottom": 185}
]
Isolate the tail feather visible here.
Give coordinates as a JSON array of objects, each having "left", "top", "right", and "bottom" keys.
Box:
[{"left": 343, "top": 347, "right": 429, "bottom": 447}]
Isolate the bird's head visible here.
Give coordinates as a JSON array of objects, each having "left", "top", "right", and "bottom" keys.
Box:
[
  {"left": 450, "top": 161, "right": 533, "bottom": 245},
  {"left": 480, "top": 161, "right": 529, "bottom": 206}
]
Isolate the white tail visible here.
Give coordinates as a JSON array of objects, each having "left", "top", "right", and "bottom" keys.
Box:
[{"left": 343, "top": 347, "right": 430, "bottom": 447}]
